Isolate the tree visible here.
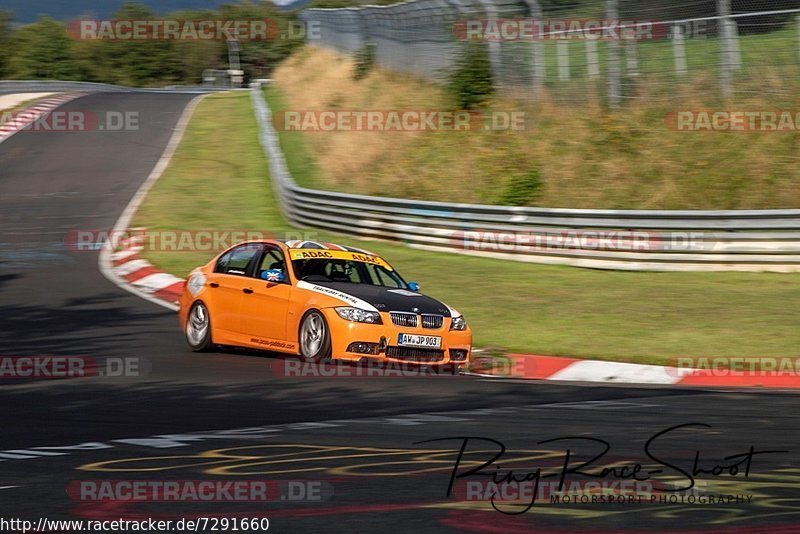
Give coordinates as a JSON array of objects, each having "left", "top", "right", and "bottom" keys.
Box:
[
  {"left": 447, "top": 41, "right": 493, "bottom": 110},
  {"left": 7, "top": 17, "right": 78, "bottom": 79},
  {"left": 0, "top": 11, "right": 12, "bottom": 77},
  {"left": 90, "top": 3, "right": 183, "bottom": 86}
]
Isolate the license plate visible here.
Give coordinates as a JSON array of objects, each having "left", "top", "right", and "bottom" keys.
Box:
[{"left": 397, "top": 333, "right": 441, "bottom": 348}]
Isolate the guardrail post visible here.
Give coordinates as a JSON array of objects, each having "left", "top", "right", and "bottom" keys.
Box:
[
  {"left": 522, "top": 0, "right": 545, "bottom": 93},
  {"left": 625, "top": 35, "right": 639, "bottom": 77},
  {"left": 586, "top": 39, "right": 600, "bottom": 79},
  {"left": 606, "top": 0, "right": 621, "bottom": 107},
  {"left": 475, "top": 0, "right": 502, "bottom": 88},
  {"left": 673, "top": 23, "right": 687, "bottom": 75},
  {"left": 717, "top": 0, "right": 733, "bottom": 98},
  {"left": 557, "top": 40, "right": 570, "bottom": 80}
]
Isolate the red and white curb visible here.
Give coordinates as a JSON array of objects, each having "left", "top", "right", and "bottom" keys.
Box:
[
  {"left": 471, "top": 353, "right": 800, "bottom": 388},
  {"left": 0, "top": 93, "right": 86, "bottom": 143},
  {"left": 108, "top": 233, "right": 185, "bottom": 308},
  {"left": 98, "top": 93, "right": 210, "bottom": 313}
]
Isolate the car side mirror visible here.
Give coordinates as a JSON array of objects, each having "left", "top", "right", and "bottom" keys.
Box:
[
  {"left": 260, "top": 269, "right": 285, "bottom": 283},
  {"left": 408, "top": 281, "right": 420, "bottom": 292}
]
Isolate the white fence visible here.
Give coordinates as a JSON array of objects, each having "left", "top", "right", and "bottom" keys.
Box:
[{"left": 300, "top": 0, "right": 800, "bottom": 106}]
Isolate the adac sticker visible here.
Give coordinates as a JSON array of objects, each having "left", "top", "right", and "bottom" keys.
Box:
[
  {"left": 187, "top": 271, "right": 206, "bottom": 297},
  {"left": 289, "top": 249, "right": 393, "bottom": 270}
]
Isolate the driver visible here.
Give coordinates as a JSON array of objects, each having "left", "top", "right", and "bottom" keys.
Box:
[{"left": 295, "top": 259, "right": 330, "bottom": 280}]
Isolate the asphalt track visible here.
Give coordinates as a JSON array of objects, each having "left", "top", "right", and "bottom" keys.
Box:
[{"left": 1, "top": 91, "right": 799, "bottom": 533}]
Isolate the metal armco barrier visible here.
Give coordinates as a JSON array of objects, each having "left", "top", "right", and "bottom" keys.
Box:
[
  {"left": 252, "top": 86, "right": 800, "bottom": 272},
  {"left": 0, "top": 81, "right": 219, "bottom": 94}
]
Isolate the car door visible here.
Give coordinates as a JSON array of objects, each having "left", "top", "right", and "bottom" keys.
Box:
[
  {"left": 206, "top": 243, "right": 263, "bottom": 335},
  {"left": 240, "top": 244, "right": 292, "bottom": 343}
]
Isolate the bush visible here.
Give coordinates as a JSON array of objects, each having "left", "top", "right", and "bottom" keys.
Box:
[
  {"left": 353, "top": 42, "right": 375, "bottom": 80},
  {"left": 447, "top": 41, "right": 494, "bottom": 110},
  {"left": 498, "top": 169, "right": 542, "bottom": 206}
]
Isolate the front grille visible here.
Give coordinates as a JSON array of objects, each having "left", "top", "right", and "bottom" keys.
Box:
[
  {"left": 390, "top": 312, "right": 417, "bottom": 328},
  {"left": 390, "top": 312, "right": 444, "bottom": 329},
  {"left": 420, "top": 314, "right": 444, "bottom": 329},
  {"left": 385, "top": 346, "right": 445, "bottom": 363}
]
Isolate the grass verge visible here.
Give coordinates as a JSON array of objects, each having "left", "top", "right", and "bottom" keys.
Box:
[{"left": 133, "top": 90, "right": 800, "bottom": 365}]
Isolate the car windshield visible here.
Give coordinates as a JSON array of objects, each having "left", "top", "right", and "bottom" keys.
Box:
[{"left": 292, "top": 258, "right": 408, "bottom": 289}]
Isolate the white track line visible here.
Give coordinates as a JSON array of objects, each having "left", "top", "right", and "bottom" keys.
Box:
[{"left": 98, "top": 93, "right": 211, "bottom": 312}]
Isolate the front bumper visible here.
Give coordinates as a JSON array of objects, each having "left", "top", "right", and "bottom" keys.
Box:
[{"left": 321, "top": 309, "right": 472, "bottom": 366}]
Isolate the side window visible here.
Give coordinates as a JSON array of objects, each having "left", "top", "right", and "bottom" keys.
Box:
[
  {"left": 216, "top": 244, "right": 261, "bottom": 276},
  {"left": 256, "top": 247, "right": 288, "bottom": 282},
  {"left": 214, "top": 251, "right": 232, "bottom": 273}
]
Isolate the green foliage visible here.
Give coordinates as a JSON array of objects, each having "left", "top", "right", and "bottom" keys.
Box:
[
  {"left": 1, "top": 1, "right": 305, "bottom": 86},
  {"left": 7, "top": 17, "right": 79, "bottom": 79},
  {"left": 0, "top": 11, "right": 12, "bottom": 77},
  {"left": 88, "top": 3, "right": 183, "bottom": 85},
  {"left": 446, "top": 41, "right": 493, "bottom": 110},
  {"left": 352, "top": 42, "right": 375, "bottom": 80},
  {"left": 498, "top": 169, "right": 542, "bottom": 206}
]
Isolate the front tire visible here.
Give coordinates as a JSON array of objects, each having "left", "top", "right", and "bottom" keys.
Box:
[
  {"left": 186, "top": 301, "right": 212, "bottom": 352},
  {"left": 299, "top": 310, "right": 331, "bottom": 363}
]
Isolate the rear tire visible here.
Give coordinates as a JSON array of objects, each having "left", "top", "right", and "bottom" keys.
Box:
[
  {"left": 186, "top": 301, "right": 213, "bottom": 352},
  {"left": 299, "top": 310, "right": 332, "bottom": 363}
]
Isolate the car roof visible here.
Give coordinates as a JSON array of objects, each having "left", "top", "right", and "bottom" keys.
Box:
[{"left": 281, "top": 239, "right": 376, "bottom": 256}]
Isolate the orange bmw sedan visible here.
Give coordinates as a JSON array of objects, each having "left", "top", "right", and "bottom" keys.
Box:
[{"left": 178, "top": 240, "right": 472, "bottom": 368}]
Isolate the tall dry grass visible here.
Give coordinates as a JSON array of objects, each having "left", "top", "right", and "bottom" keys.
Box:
[{"left": 272, "top": 47, "right": 800, "bottom": 209}]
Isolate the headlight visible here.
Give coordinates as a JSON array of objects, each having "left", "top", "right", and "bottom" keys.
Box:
[
  {"left": 335, "top": 307, "right": 382, "bottom": 324},
  {"left": 450, "top": 315, "right": 467, "bottom": 331}
]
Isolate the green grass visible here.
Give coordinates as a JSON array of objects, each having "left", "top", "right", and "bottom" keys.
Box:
[
  {"left": 133, "top": 90, "right": 800, "bottom": 365},
  {"left": 265, "top": 88, "right": 325, "bottom": 190},
  {"left": 132, "top": 92, "right": 286, "bottom": 276}
]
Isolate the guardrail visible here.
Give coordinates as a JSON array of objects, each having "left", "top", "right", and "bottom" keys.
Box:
[
  {"left": 251, "top": 86, "right": 800, "bottom": 272},
  {"left": 0, "top": 80, "right": 220, "bottom": 94}
]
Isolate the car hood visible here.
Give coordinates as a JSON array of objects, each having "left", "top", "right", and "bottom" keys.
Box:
[{"left": 306, "top": 282, "right": 452, "bottom": 316}]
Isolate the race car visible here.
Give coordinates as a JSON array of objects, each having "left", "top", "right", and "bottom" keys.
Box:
[{"left": 178, "top": 239, "right": 472, "bottom": 367}]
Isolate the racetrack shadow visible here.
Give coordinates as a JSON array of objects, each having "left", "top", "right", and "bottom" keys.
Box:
[{"left": 0, "top": 290, "right": 176, "bottom": 356}]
